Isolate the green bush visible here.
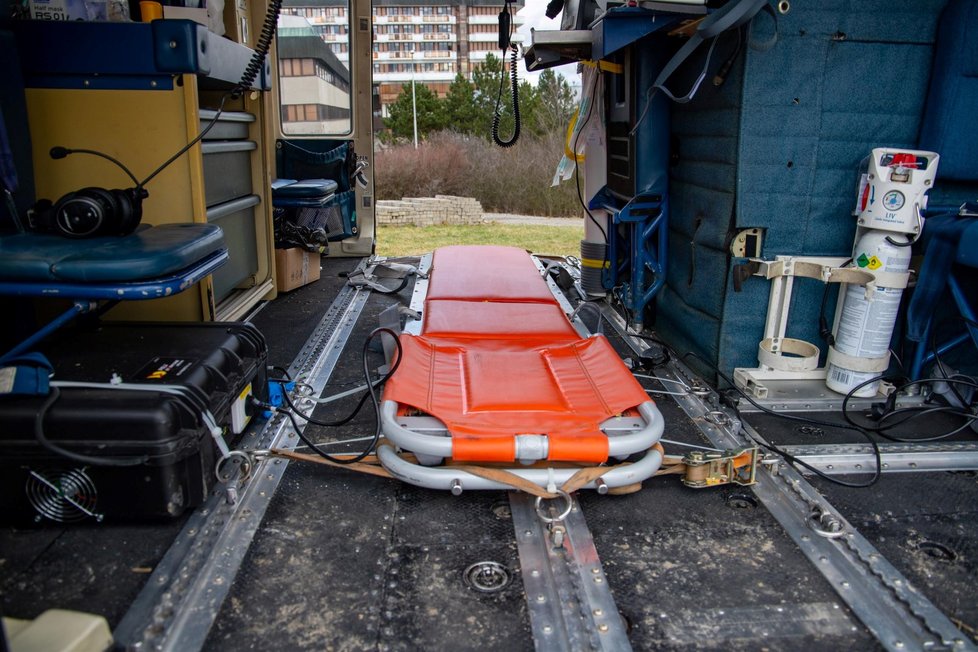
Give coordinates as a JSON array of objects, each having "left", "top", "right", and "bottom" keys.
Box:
[{"left": 375, "top": 131, "right": 582, "bottom": 217}]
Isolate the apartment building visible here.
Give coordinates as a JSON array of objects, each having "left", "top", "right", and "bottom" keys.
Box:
[
  {"left": 282, "top": 0, "right": 525, "bottom": 114},
  {"left": 278, "top": 15, "right": 354, "bottom": 134}
]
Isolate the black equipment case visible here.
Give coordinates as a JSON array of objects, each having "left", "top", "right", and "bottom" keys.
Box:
[{"left": 0, "top": 322, "right": 267, "bottom": 523}]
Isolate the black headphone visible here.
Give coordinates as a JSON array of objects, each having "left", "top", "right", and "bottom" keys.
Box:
[{"left": 28, "top": 147, "right": 148, "bottom": 238}]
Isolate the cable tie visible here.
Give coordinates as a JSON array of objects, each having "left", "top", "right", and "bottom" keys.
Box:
[{"left": 546, "top": 468, "right": 557, "bottom": 495}]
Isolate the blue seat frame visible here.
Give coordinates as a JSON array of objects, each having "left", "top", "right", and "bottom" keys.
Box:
[{"left": 0, "top": 225, "right": 228, "bottom": 364}]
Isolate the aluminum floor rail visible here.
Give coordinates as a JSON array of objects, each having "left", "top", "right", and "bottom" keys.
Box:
[
  {"left": 511, "top": 492, "right": 632, "bottom": 652},
  {"left": 596, "top": 303, "right": 976, "bottom": 652},
  {"left": 114, "top": 279, "right": 370, "bottom": 652},
  {"left": 776, "top": 442, "right": 978, "bottom": 475}
]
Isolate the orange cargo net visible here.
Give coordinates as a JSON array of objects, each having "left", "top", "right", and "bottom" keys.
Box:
[{"left": 382, "top": 245, "right": 653, "bottom": 464}]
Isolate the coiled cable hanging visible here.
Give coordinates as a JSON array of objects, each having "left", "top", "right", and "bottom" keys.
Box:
[
  {"left": 492, "top": 45, "right": 521, "bottom": 148},
  {"left": 234, "top": 0, "right": 284, "bottom": 98},
  {"left": 491, "top": 0, "right": 520, "bottom": 148}
]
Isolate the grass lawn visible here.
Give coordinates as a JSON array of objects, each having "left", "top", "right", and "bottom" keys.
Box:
[{"left": 376, "top": 222, "right": 582, "bottom": 258}]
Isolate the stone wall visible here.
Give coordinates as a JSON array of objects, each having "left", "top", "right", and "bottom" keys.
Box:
[{"left": 376, "top": 195, "right": 483, "bottom": 226}]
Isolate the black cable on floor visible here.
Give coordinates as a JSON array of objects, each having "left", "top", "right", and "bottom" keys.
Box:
[
  {"left": 678, "top": 350, "right": 883, "bottom": 488},
  {"left": 840, "top": 374, "right": 978, "bottom": 443},
  {"left": 264, "top": 328, "right": 403, "bottom": 465}
]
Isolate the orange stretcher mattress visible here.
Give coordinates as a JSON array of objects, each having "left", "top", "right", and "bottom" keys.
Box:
[{"left": 382, "top": 245, "right": 652, "bottom": 463}]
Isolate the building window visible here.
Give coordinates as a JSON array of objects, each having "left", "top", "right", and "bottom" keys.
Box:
[{"left": 282, "top": 103, "right": 353, "bottom": 123}]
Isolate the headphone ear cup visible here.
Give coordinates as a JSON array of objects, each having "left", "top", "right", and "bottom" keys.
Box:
[
  {"left": 28, "top": 198, "right": 56, "bottom": 233},
  {"left": 113, "top": 188, "right": 143, "bottom": 235},
  {"left": 54, "top": 187, "right": 116, "bottom": 238}
]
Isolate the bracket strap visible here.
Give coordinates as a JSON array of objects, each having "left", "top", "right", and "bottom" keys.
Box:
[{"left": 826, "top": 345, "right": 891, "bottom": 373}]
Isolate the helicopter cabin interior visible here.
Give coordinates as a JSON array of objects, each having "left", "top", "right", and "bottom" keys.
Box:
[{"left": 0, "top": 0, "right": 977, "bottom": 650}]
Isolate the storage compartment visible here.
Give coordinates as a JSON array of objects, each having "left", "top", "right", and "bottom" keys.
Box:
[
  {"left": 0, "top": 322, "right": 267, "bottom": 522},
  {"left": 208, "top": 195, "right": 261, "bottom": 301},
  {"left": 202, "top": 140, "right": 257, "bottom": 207}
]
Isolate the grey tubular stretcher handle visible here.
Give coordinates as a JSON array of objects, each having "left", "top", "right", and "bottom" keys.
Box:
[
  {"left": 380, "top": 400, "right": 664, "bottom": 462},
  {"left": 376, "top": 444, "right": 664, "bottom": 493}
]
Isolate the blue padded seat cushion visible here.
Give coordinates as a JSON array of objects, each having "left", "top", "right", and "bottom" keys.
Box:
[
  {"left": 0, "top": 223, "right": 225, "bottom": 282},
  {"left": 272, "top": 178, "right": 338, "bottom": 209}
]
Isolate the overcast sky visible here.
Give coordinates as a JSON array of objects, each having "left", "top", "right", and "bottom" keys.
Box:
[{"left": 516, "top": 0, "right": 581, "bottom": 89}]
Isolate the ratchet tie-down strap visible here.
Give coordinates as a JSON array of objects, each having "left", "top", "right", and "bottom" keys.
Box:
[{"left": 266, "top": 443, "right": 758, "bottom": 497}]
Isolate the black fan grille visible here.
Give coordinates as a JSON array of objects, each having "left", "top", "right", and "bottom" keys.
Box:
[{"left": 25, "top": 468, "right": 101, "bottom": 523}]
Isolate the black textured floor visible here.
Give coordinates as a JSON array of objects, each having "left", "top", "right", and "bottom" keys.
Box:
[{"left": 2, "top": 257, "right": 977, "bottom": 650}]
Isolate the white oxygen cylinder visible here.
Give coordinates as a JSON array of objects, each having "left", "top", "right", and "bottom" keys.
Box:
[
  {"left": 825, "top": 148, "right": 939, "bottom": 397},
  {"left": 825, "top": 231, "right": 911, "bottom": 397}
]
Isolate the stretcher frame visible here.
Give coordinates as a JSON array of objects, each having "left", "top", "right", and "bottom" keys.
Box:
[{"left": 377, "top": 250, "right": 666, "bottom": 493}]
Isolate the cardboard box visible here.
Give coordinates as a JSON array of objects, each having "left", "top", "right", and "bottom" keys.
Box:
[{"left": 275, "top": 248, "right": 320, "bottom": 292}]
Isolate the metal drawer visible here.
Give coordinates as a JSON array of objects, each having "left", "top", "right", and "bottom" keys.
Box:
[{"left": 201, "top": 140, "right": 257, "bottom": 207}]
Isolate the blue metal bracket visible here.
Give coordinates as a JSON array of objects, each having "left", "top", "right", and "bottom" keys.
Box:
[
  {"left": 910, "top": 273, "right": 978, "bottom": 379},
  {"left": 597, "top": 193, "right": 669, "bottom": 329},
  {"left": 10, "top": 20, "right": 269, "bottom": 91},
  {"left": 593, "top": 4, "right": 704, "bottom": 59},
  {"left": 0, "top": 249, "right": 227, "bottom": 361}
]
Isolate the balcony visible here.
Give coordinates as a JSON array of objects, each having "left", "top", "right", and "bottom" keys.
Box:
[
  {"left": 372, "top": 50, "right": 457, "bottom": 60},
  {"left": 373, "top": 14, "right": 456, "bottom": 25},
  {"left": 468, "top": 15, "right": 525, "bottom": 25},
  {"left": 374, "top": 71, "right": 456, "bottom": 82}
]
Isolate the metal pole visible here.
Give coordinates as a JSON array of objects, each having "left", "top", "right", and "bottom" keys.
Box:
[{"left": 412, "top": 76, "right": 418, "bottom": 149}]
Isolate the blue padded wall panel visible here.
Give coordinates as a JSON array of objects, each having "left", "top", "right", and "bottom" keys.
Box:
[
  {"left": 757, "top": 1, "right": 943, "bottom": 42},
  {"left": 919, "top": 0, "right": 978, "bottom": 181},
  {"left": 656, "top": 283, "right": 722, "bottom": 369},
  {"left": 653, "top": 32, "right": 744, "bottom": 364},
  {"left": 736, "top": 38, "right": 936, "bottom": 255},
  {"left": 715, "top": 271, "right": 770, "bottom": 374},
  {"left": 664, "top": 230, "right": 730, "bottom": 319},
  {"left": 670, "top": 182, "right": 735, "bottom": 247},
  {"left": 655, "top": 2, "right": 948, "bottom": 379}
]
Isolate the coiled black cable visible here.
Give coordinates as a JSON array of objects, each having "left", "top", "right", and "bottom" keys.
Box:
[
  {"left": 270, "top": 328, "right": 403, "bottom": 465},
  {"left": 234, "top": 0, "right": 283, "bottom": 98},
  {"left": 492, "top": 45, "right": 521, "bottom": 148},
  {"left": 841, "top": 374, "right": 978, "bottom": 442}
]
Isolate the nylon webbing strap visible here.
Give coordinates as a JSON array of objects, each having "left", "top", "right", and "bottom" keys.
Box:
[
  {"left": 270, "top": 449, "right": 396, "bottom": 479},
  {"left": 347, "top": 262, "right": 416, "bottom": 294},
  {"left": 272, "top": 445, "right": 682, "bottom": 498},
  {"left": 653, "top": 0, "right": 769, "bottom": 103}
]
